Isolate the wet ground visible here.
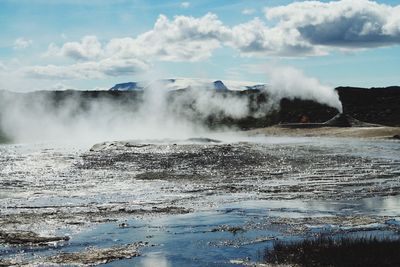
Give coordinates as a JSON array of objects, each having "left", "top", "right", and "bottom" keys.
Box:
[{"left": 1, "top": 136, "right": 400, "bottom": 266}]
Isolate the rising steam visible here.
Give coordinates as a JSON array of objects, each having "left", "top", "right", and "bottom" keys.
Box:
[
  {"left": 0, "top": 84, "right": 250, "bottom": 143},
  {"left": 0, "top": 67, "right": 342, "bottom": 143},
  {"left": 265, "top": 65, "right": 343, "bottom": 113}
]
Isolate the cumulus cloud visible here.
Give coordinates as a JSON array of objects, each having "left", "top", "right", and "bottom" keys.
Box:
[
  {"left": 58, "top": 1, "right": 400, "bottom": 61},
  {"left": 47, "top": 35, "right": 103, "bottom": 60},
  {"left": 24, "top": 57, "right": 149, "bottom": 80},
  {"left": 227, "top": 18, "right": 321, "bottom": 57},
  {"left": 21, "top": 0, "right": 400, "bottom": 81},
  {"left": 13, "top": 37, "right": 33, "bottom": 49},
  {"left": 104, "top": 13, "right": 224, "bottom": 58},
  {"left": 49, "top": 13, "right": 229, "bottom": 63},
  {"left": 29, "top": 13, "right": 229, "bottom": 80},
  {"left": 265, "top": 0, "right": 400, "bottom": 48},
  {"left": 132, "top": 13, "right": 228, "bottom": 61},
  {"left": 228, "top": 0, "right": 400, "bottom": 55}
]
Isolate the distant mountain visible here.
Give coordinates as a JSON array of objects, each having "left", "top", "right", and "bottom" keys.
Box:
[
  {"left": 212, "top": 80, "right": 228, "bottom": 91},
  {"left": 109, "top": 82, "right": 144, "bottom": 91},
  {"left": 109, "top": 78, "right": 266, "bottom": 92}
]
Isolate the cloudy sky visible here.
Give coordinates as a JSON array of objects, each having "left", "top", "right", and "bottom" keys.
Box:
[{"left": 1, "top": 0, "right": 399, "bottom": 91}]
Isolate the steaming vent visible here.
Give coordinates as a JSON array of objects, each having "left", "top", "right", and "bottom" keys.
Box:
[
  {"left": 323, "top": 113, "right": 380, "bottom": 128},
  {"left": 279, "top": 113, "right": 381, "bottom": 129}
]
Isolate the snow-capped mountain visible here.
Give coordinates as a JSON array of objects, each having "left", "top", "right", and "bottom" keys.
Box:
[
  {"left": 109, "top": 82, "right": 144, "bottom": 91},
  {"left": 109, "top": 78, "right": 266, "bottom": 92}
]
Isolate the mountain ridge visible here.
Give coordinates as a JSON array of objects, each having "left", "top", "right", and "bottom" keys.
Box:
[{"left": 109, "top": 78, "right": 266, "bottom": 92}]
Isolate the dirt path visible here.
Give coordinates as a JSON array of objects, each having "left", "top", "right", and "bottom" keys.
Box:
[{"left": 248, "top": 126, "right": 400, "bottom": 139}]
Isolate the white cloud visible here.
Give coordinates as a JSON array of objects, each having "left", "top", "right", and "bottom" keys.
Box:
[
  {"left": 226, "top": 18, "right": 322, "bottom": 57},
  {"left": 242, "top": 8, "right": 255, "bottom": 15},
  {"left": 84, "top": 13, "right": 227, "bottom": 62},
  {"left": 181, "top": 2, "right": 190, "bottom": 8},
  {"left": 23, "top": 57, "right": 149, "bottom": 80},
  {"left": 133, "top": 13, "right": 228, "bottom": 61},
  {"left": 227, "top": 0, "right": 400, "bottom": 56},
  {"left": 265, "top": 0, "right": 400, "bottom": 48},
  {"left": 47, "top": 35, "right": 103, "bottom": 60},
  {"left": 20, "top": 0, "right": 400, "bottom": 81},
  {"left": 384, "top": 6, "right": 400, "bottom": 35},
  {"left": 100, "top": 12, "right": 313, "bottom": 60},
  {"left": 230, "top": 0, "right": 400, "bottom": 55},
  {"left": 39, "top": 13, "right": 227, "bottom": 80},
  {"left": 13, "top": 37, "right": 33, "bottom": 49}
]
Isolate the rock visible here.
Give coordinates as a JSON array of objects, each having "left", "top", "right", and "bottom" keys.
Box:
[
  {"left": 0, "top": 230, "right": 69, "bottom": 246},
  {"left": 323, "top": 113, "right": 381, "bottom": 127},
  {"left": 211, "top": 225, "right": 245, "bottom": 234},
  {"left": 47, "top": 242, "right": 145, "bottom": 265},
  {"left": 119, "top": 222, "right": 129, "bottom": 228},
  {"left": 279, "top": 113, "right": 382, "bottom": 128},
  {"left": 392, "top": 134, "right": 400, "bottom": 140}
]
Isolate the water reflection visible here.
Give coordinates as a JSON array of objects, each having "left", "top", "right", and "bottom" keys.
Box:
[
  {"left": 139, "top": 252, "right": 170, "bottom": 267},
  {"left": 1, "top": 137, "right": 400, "bottom": 265}
]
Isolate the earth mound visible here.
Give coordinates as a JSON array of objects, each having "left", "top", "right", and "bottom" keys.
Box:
[
  {"left": 278, "top": 113, "right": 381, "bottom": 129},
  {"left": 323, "top": 113, "right": 381, "bottom": 127}
]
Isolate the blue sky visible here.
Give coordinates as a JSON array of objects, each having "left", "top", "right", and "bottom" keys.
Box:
[{"left": 0, "top": 0, "right": 399, "bottom": 91}]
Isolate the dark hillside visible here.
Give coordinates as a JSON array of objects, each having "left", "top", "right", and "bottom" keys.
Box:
[
  {"left": 337, "top": 86, "right": 400, "bottom": 126},
  {"left": 0, "top": 86, "right": 399, "bottom": 142}
]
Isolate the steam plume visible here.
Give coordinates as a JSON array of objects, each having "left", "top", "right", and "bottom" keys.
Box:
[
  {"left": 265, "top": 65, "right": 343, "bottom": 113},
  {"left": 0, "top": 68, "right": 343, "bottom": 143}
]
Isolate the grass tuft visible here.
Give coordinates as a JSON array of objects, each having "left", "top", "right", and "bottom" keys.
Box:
[{"left": 264, "top": 236, "right": 400, "bottom": 267}]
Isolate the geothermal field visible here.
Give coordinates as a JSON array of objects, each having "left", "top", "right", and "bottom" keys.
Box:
[
  {"left": 0, "top": 79, "right": 400, "bottom": 266},
  {"left": 1, "top": 1, "right": 400, "bottom": 265}
]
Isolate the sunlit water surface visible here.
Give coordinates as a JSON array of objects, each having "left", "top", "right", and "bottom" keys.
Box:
[{"left": 1, "top": 137, "right": 400, "bottom": 265}]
